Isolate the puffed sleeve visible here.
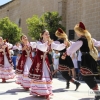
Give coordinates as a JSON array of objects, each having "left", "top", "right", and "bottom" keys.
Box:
[
  {"left": 30, "top": 42, "right": 37, "bottom": 49},
  {"left": 6, "top": 43, "right": 13, "bottom": 49},
  {"left": 19, "top": 46, "right": 22, "bottom": 50},
  {"left": 70, "top": 41, "right": 75, "bottom": 45},
  {"left": 51, "top": 41, "right": 66, "bottom": 51},
  {"left": 36, "top": 41, "right": 48, "bottom": 52},
  {"left": 13, "top": 45, "right": 17, "bottom": 50},
  {"left": 92, "top": 38, "right": 100, "bottom": 47},
  {"left": 67, "top": 41, "right": 83, "bottom": 56}
]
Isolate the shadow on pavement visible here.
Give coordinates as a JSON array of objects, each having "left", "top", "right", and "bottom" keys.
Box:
[
  {"left": 19, "top": 96, "right": 50, "bottom": 100},
  {"left": 52, "top": 88, "right": 76, "bottom": 93},
  {"left": 53, "top": 74, "right": 86, "bottom": 84},
  {"left": 0, "top": 80, "right": 15, "bottom": 83},
  {"left": 0, "top": 88, "right": 29, "bottom": 95}
]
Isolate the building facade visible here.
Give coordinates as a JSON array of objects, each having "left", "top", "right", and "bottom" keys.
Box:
[{"left": 0, "top": 0, "right": 100, "bottom": 40}]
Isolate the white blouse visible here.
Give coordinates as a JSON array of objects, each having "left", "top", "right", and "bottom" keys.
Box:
[
  {"left": 37, "top": 41, "right": 66, "bottom": 52},
  {"left": 67, "top": 38, "right": 100, "bottom": 56},
  {"left": 6, "top": 42, "right": 13, "bottom": 49},
  {"left": 51, "top": 42, "right": 66, "bottom": 51},
  {"left": 36, "top": 41, "right": 48, "bottom": 52}
]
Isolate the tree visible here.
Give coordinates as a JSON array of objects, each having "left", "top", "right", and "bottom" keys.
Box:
[
  {"left": 43, "top": 12, "right": 65, "bottom": 40},
  {"left": 26, "top": 12, "right": 65, "bottom": 40},
  {"left": 26, "top": 15, "right": 46, "bottom": 40},
  {"left": 0, "top": 17, "right": 22, "bottom": 44}
]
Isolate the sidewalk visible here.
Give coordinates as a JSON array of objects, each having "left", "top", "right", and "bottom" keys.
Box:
[{"left": 0, "top": 74, "right": 99, "bottom": 100}]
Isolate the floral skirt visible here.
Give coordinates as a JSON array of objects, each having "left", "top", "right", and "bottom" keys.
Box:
[
  {"left": 16, "top": 57, "right": 32, "bottom": 88},
  {"left": 30, "top": 61, "right": 52, "bottom": 96},
  {"left": 16, "top": 74, "right": 31, "bottom": 88}
]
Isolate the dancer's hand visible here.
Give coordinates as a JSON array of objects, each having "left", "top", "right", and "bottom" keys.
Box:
[
  {"left": 64, "top": 40, "right": 68, "bottom": 46},
  {"left": 61, "top": 52, "right": 67, "bottom": 59},
  {"left": 48, "top": 39, "right": 53, "bottom": 45},
  {"left": 23, "top": 45, "right": 27, "bottom": 50},
  {"left": 0, "top": 49, "right": 3, "bottom": 52},
  {"left": 2, "top": 45, "right": 7, "bottom": 49},
  {"left": 61, "top": 55, "right": 66, "bottom": 59}
]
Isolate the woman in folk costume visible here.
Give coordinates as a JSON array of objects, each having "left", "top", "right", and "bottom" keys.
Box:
[
  {"left": 0, "top": 37, "right": 15, "bottom": 82},
  {"left": 28, "top": 30, "right": 53, "bottom": 100},
  {"left": 29, "top": 30, "right": 52, "bottom": 100},
  {"left": 67, "top": 22, "right": 100, "bottom": 100},
  {"left": 16, "top": 35, "right": 36, "bottom": 90},
  {"left": 52, "top": 28, "right": 80, "bottom": 90}
]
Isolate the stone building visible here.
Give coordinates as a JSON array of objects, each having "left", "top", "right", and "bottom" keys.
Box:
[{"left": 0, "top": 0, "right": 100, "bottom": 40}]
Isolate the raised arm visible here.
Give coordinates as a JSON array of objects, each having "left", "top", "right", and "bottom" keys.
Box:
[
  {"left": 6, "top": 43, "right": 13, "bottom": 49},
  {"left": 67, "top": 41, "right": 83, "bottom": 56},
  {"left": 92, "top": 38, "right": 100, "bottom": 47},
  {"left": 36, "top": 41, "right": 48, "bottom": 52},
  {"left": 51, "top": 42, "right": 66, "bottom": 51},
  {"left": 70, "top": 41, "right": 75, "bottom": 45}
]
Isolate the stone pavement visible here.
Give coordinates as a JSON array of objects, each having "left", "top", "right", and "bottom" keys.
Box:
[{"left": 0, "top": 75, "right": 100, "bottom": 100}]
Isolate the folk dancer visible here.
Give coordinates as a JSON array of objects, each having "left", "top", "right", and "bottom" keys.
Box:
[{"left": 67, "top": 22, "right": 100, "bottom": 100}]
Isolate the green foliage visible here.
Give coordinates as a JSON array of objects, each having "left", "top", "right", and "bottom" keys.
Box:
[
  {"left": 0, "top": 17, "right": 22, "bottom": 44},
  {"left": 43, "top": 12, "right": 65, "bottom": 35},
  {"left": 26, "top": 15, "right": 46, "bottom": 40},
  {"left": 27, "top": 12, "right": 65, "bottom": 40}
]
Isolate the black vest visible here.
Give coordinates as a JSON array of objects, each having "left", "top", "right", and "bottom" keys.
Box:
[{"left": 78, "top": 37, "right": 90, "bottom": 53}]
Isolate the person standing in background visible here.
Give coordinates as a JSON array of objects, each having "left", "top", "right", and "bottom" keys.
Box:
[
  {"left": 71, "top": 52, "right": 79, "bottom": 79},
  {"left": 77, "top": 50, "right": 83, "bottom": 80},
  {"left": 52, "top": 50, "right": 60, "bottom": 77},
  {"left": 12, "top": 42, "right": 22, "bottom": 70}
]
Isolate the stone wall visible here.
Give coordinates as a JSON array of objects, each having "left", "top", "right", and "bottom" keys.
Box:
[
  {"left": 0, "top": 0, "right": 100, "bottom": 40},
  {"left": 20, "top": 0, "right": 62, "bottom": 38},
  {"left": 66, "top": 0, "right": 100, "bottom": 40},
  {"left": 0, "top": 0, "right": 20, "bottom": 26}
]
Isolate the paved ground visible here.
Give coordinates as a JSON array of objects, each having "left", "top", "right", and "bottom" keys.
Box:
[{"left": 0, "top": 75, "right": 100, "bottom": 100}]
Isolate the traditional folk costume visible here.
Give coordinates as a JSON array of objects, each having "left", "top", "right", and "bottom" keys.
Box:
[
  {"left": 67, "top": 36, "right": 100, "bottom": 100},
  {"left": 51, "top": 28, "right": 80, "bottom": 90},
  {"left": 28, "top": 41, "right": 52, "bottom": 98},
  {"left": 67, "top": 22, "right": 100, "bottom": 100},
  {"left": 0, "top": 43, "right": 15, "bottom": 82},
  {"left": 16, "top": 42, "right": 36, "bottom": 89},
  {"left": 23, "top": 40, "right": 68, "bottom": 98},
  {"left": 52, "top": 39, "right": 80, "bottom": 90}
]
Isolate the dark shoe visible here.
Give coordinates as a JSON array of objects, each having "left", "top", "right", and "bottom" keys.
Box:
[
  {"left": 95, "top": 96, "right": 100, "bottom": 100},
  {"left": 66, "top": 85, "right": 69, "bottom": 89},
  {"left": 74, "top": 81, "right": 81, "bottom": 91},
  {"left": 66, "top": 80, "right": 70, "bottom": 89}
]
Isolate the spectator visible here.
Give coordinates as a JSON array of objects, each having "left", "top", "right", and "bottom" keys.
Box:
[
  {"left": 52, "top": 50, "right": 60, "bottom": 77},
  {"left": 71, "top": 53, "right": 79, "bottom": 79},
  {"left": 12, "top": 42, "right": 22, "bottom": 69},
  {"left": 77, "top": 50, "right": 83, "bottom": 80}
]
